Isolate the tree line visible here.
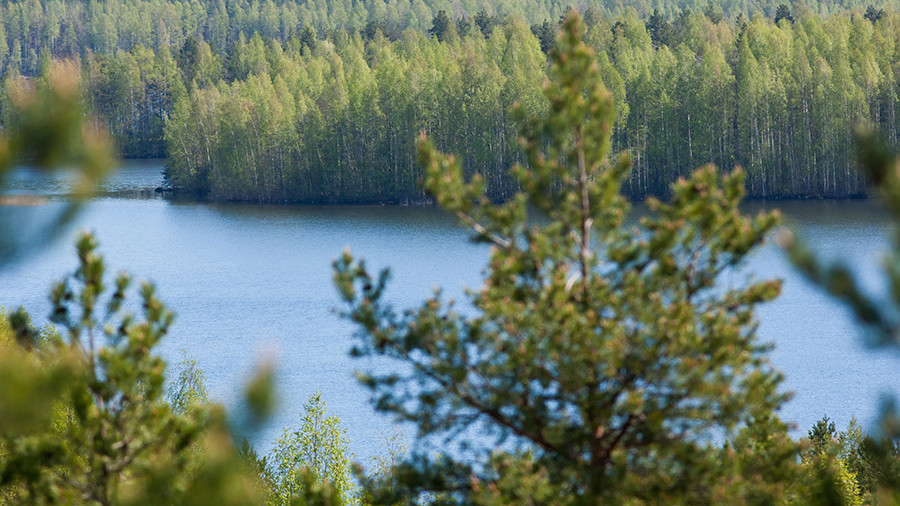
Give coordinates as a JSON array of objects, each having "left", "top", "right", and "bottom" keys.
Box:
[
  {"left": 158, "top": 7, "right": 897, "bottom": 201},
  {"left": 3, "top": 3, "right": 900, "bottom": 200}
]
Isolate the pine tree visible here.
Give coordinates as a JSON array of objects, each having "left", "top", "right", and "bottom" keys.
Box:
[
  {"left": 864, "top": 6, "right": 885, "bottom": 23},
  {"left": 0, "top": 234, "right": 268, "bottom": 505},
  {"left": 647, "top": 8, "right": 672, "bottom": 48},
  {"left": 335, "top": 12, "right": 797, "bottom": 503},
  {"left": 775, "top": 4, "right": 794, "bottom": 24},
  {"left": 428, "top": 10, "right": 450, "bottom": 42},
  {"left": 473, "top": 9, "right": 497, "bottom": 38}
]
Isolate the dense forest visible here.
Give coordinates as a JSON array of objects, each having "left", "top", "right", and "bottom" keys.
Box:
[{"left": 2, "top": 0, "right": 900, "bottom": 200}]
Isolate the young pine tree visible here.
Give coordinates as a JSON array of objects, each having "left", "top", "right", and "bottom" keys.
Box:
[
  {"left": 0, "top": 57, "right": 340, "bottom": 506},
  {"left": 0, "top": 233, "right": 265, "bottom": 505},
  {"left": 334, "top": 12, "right": 797, "bottom": 504}
]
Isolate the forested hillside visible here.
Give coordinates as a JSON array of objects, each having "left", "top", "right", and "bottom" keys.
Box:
[
  {"left": 0, "top": 0, "right": 885, "bottom": 73},
  {"left": 2, "top": 0, "right": 899, "bottom": 200}
]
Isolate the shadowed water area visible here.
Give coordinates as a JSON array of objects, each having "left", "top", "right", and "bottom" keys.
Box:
[{"left": 0, "top": 162, "right": 897, "bottom": 462}]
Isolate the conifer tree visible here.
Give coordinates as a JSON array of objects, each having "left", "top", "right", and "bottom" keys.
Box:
[
  {"left": 775, "top": 4, "right": 794, "bottom": 24},
  {"left": 335, "top": 12, "right": 796, "bottom": 503},
  {"left": 0, "top": 234, "right": 267, "bottom": 505},
  {"left": 864, "top": 6, "right": 885, "bottom": 24},
  {"left": 429, "top": 10, "right": 450, "bottom": 42}
]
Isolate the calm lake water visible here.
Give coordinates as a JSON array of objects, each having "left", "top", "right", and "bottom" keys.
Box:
[{"left": 1, "top": 161, "right": 898, "bottom": 462}]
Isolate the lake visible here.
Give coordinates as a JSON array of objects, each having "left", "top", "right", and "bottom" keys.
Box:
[{"left": 0, "top": 161, "right": 898, "bottom": 464}]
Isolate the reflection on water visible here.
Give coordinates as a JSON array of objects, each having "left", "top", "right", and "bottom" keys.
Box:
[
  {"left": 0, "top": 163, "right": 898, "bottom": 461},
  {"left": 2, "top": 159, "right": 167, "bottom": 198}
]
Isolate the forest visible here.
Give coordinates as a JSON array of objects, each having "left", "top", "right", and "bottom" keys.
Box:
[{"left": 0, "top": 0, "right": 899, "bottom": 200}]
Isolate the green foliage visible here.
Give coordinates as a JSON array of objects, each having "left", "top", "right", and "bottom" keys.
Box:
[
  {"left": 241, "top": 361, "right": 277, "bottom": 431},
  {"left": 0, "top": 56, "right": 352, "bottom": 505},
  {"left": 157, "top": 6, "right": 894, "bottom": 202},
  {"left": 269, "top": 391, "right": 353, "bottom": 505},
  {"left": 0, "top": 233, "right": 265, "bottom": 505},
  {"left": 864, "top": 6, "right": 885, "bottom": 23},
  {"left": 809, "top": 416, "right": 840, "bottom": 457},
  {"left": 0, "top": 307, "right": 78, "bottom": 452},
  {"left": 530, "top": 20, "right": 556, "bottom": 53},
  {"left": 0, "top": 0, "right": 890, "bottom": 202},
  {"left": 0, "top": 1, "right": 893, "bottom": 201},
  {"left": 239, "top": 438, "right": 277, "bottom": 491},
  {"left": 429, "top": 11, "right": 451, "bottom": 42},
  {"left": 795, "top": 453, "right": 863, "bottom": 506},
  {"left": 335, "top": 12, "right": 796, "bottom": 504},
  {"left": 774, "top": 4, "right": 795, "bottom": 24},
  {"left": 785, "top": 416, "right": 890, "bottom": 505},
  {"left": 168, "top": 351, "right": 211, "bottom": 415},
  {"left": 0, "top": 236, "right": 354, "bottom": 506}
]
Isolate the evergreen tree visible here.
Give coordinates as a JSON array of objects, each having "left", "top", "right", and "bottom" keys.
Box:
[
  {"left": 0, "top": 69, "right": 343, "bottom": 505},
  {"left": 864, "top": 5, "right": 885, "bottom": 23},
  {"left": 474, "top": 9, "right": 497, "bottom": 38},
  {"left": 335, "top": 12, "right": 796, "bottom": 503},
  {"left": 775, "top": 4, "right": 794, "bottom": 24},
  {"left": 299, "top": 25, "right": 317, "bottom": 54},
  {"left": 178, "top": 35, "right": 201, "bottom": 83},
  {"left": 0, "top": 234, "right": 267, "bottom": 505},
  {"left": 429, "top": 10, "right": 450, "bottom": 42},
  {"left": 532, "top": 19, "right": 555, "bottom": 53},
  {"left": 704, "top": 5, "right": 725, "bottom": 24},
  {"left": 456, "top": 16, "right": 471, "bottom": 37},
  {"left": 647, "top": 8, "right": 672, "bottom": 47}
]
